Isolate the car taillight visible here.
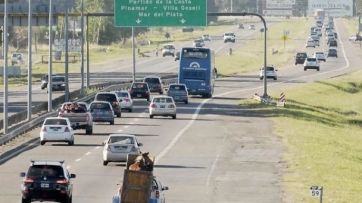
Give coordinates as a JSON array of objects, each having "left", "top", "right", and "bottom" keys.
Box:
[
  {"left": 56, "top": 178, "right": 68, "bottom": 184},
  {"left": 155, "top": 190, "right": 160, "bottom": 199},
  {"left": 168, "top": 104, "right": 175, "bottom": 108},
  {"left": 42, "top": 127, "right": 47, "bottom": 132},
  {"left": 124, "top": 98, "right": 130, "bottom": 102},
  {"left": 86, "top": 113, "right": 90, "bottom": 121},
  {"left": 64, "top": 127, "right": 70, "bottom": 132},
  {"left": 150, "top": 103, "right": 157, "bottom": 108},
  {"left": 112, "top": 101, "right": 119, "bottom": 106},
  {"left": 23, "top": 177, "right": 34, "bottom": 184}
]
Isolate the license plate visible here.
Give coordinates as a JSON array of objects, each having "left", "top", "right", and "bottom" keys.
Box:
[
  {"left": 137, "top": 94, "right": 142, "bottom": 97},
  {"left": 41, "top": 183, "right": 49, "bottom": 188},
  {"left": 160, "top": 105, "right": 165, "bottom": 108},
  {"left": 50, "top": 127, "right": 59, "bottom": 131}
]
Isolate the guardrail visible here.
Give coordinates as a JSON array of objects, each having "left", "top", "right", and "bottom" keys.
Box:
[{"left": 0, "top": 75, "right": 177, "bottom": 146}]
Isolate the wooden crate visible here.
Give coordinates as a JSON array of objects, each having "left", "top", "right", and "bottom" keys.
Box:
[{"left": 121, "top": 169, "right": 153, "bottom": 203}]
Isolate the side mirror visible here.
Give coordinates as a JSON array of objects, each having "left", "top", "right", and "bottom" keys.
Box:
[
  {"left": 162, "top": 186, "right": 169, "bottom": 191},
  {"left": 102, "top": 140, "right": 107, "bottom": 145},
  {"left": 164, "top": 88, "right": 169, "bottom": 92},
  {"left": 70, "top": 174, "right": 76, "bottom": 178},
  {"left": 20, "top": 172, "right": 26, "bottom": 177},
  {"left": 138, "top": 143, "right": 143, "bottom": 147},
  {"left": 119, "top": 98, "right": 123, "bottom": 102}
]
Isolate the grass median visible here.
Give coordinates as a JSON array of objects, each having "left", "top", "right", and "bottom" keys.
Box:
[
  {"left": 216, "top": 17, "right": 312, "bottom": 75},
  {"left": 240, "top": 71, "right": 362, "bottom": 202}
]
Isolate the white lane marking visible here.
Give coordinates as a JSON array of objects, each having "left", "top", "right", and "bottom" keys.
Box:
[
  {"left": 95, "top": 146, "right": 101, "bottom": 149},
  {"left": 124, "top": 126, "right": 129, "bottom": 129},
  {"left": 75, "top": 158, "right": 82, "bottom": 162},
  {"left": 129, "top": 122, "right": 134, "bottom": 125},
  {"left": 85, "top": 152, "right": 91, "bottom": 156},
  {"left": 67, "top": 166, "right": 71, "bottom": 170},
  {"left": 118, "top": 129, "right": 124, "bottom": 132},
  {"left": 134, "top": 118, "right": 139, "bottom": 122}
]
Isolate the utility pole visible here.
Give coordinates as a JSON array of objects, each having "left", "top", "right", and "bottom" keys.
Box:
[
  {"left": 27, "top": 0, "right": 32, "bottom": 121},
  {"left": 48, "top": 0, "right": 53, "bottom": 112},
  {"left": 80, "top": 0, "right": 85, "bottom": 96},
  {"left": 64, "top": 2, "right": 69, "bottom": 102},
  {"left": 86, "top": 15, "right": 90, "bottom": 87},
  {"left": 3, "top": 0, "right": 8, "bottom": 133},
  {"left": 132, "top": 27, "right": 136, "bottom": 82}
]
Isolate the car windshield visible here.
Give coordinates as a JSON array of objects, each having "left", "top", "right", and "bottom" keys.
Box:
[
  {"left": 90, "top": 103, "right": 111, "bottom": 110},
  {"left": 132, "top": 83, "right": 148, "bottom": 89},
  {"left": 225, "top": 33, "right": 234, "bottom": 36},
  {"left": 182, "top": 49, "right": 209, "bottom": 59},
  {"left": 116, "top": 92, "right": 129, "bottom": 98},
  {"left": 297, "top": 53, "right": 307, "bottom": 57},
  {"left": 109, "top": 136, "right": 134, "bottom": 144},
  {"left": 307, "top": 58, "right": 317, "bottom": 62},
  {"left": 27, "top": 165, "right": 64, "bottom": 179},
  {"left": 44, "top": 119, "right": 67, "bottom": 126},
  {"left": 169, "top": 85, "right": 186, "bottom": 91},
  {"left": 52, "top": 77, "right": 65, "bottom": 82},
  {"left": 144, "top": 78, "right": 160, "bottom": 84},
  {"left": 163, "top": 45, "right": 174, "bottom": 49},
  {"left": 95, "top": 94, "right": 117, "bottom": 102},
  {"left": 153, "top": 97, "right": 173, "bottom": 103}
]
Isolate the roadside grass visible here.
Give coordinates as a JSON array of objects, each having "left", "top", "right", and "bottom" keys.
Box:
[
  {"left": 341, "top": 17, "right": 359, "bottom": 36},
  {"left": 240, "top": 71, "right": 362, "bottom": 202},
  {"left": 216, "top": 18, "right": 312, "bottom": 75}
]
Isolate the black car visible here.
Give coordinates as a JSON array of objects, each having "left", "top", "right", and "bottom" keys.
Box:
[
  {"left": 94, "top": 92, "right": 122, "bottom": 117},
  {"left": 295, "top": 52, "right": 307, "bottom": 65},
  {"left": 143, "top": 76, "right": 163, "bottom": 94},
  {"left": 20, "top": 160, "right": 76, "bottom": 203},
  {"left": 327, "top": 48, "right": 338, "bottom": 58},
  {"left": 130, "top": 82, "right": 150, "bottom": 101}
]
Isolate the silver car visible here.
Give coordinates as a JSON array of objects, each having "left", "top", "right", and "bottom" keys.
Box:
[
  {"left": 89, "top": 101, "right": 115, "bottom": 125},
  {"left": 102, "top": 134, "right": 142, "bottom": 166},
  {"left": 149, "top": 96, "right": 177, "bottom": 119},
  {"left": 114, "top": 91, "right": 133, "bottom": 112},
  {"left": 167, "top": 84, "right": 188, "bottom": 104}
]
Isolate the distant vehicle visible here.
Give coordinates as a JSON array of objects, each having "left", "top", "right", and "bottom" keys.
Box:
[
  {"left": 314, "top": 27, "right": 322, "bottom": 36},
  {"left": 313, "top": 52, "right": 326, "bottom": 62},
  {"left": 327, "top": 47, "right": 338, "bottom": 58},
  {"left": 326, "top": 32, "right": 335, "bottom": 41},
  {"left": 89, "top": 101, "right": 115, "bottom": 125},
  {"left": 259, "top": 66, "right": 277, "bottom": 80},
  {"left": 248, "top": 24, "right": 255, "bottom": 30},
  {"left": 303, "top": 57, "right": 320, "bottom": 71},
  {"left": 149, "top": 96, "right": 177, "bottom": 119},
  {"left": 193, "top": 38, "right": 205, "bottom": 47},
  {"left": 313, "top": 38, "right": 320, "bottom": 46},
  {"left": 161, "top": 44, "right": 175, "bottom": 57},
  {"left": 102, "top": 134, "right": 142, "bottom": 166},
  {"left": 238, "top": 23, "right": 244, "bottom": 29},
  {"left": 306, "top": 39, "right": 316, "bottom": 48},
  {"left": 167, "top": 84, "right": 188, "bottom": 104},
  {"left": 11, "top": 52, "right": 23, "bottom": 65},
  {"left": 143, "top": 76, "right": 164, "bottom": 94},
  {"left": 295, "top": 52, "right": 307, "bottom": 65},
  {"left": 174, "top": 51, "right": 180, "bottom": 61},
  {"left": 178, "top": 47, "right": 215, "bottom": 98},
  {"left": 223, "top": 32, "right": 236, "bottom": 43},
  {"left": 328, "top": 39, "right": 338, "bottom": 47},
  {"left": 20, "top": 160, "right": 76, "bottom": 203},
  {"left": 113, "top": 91, "right": 133, "bottom": 112},
  {"left": 49, "top": 75, "right": 66, "bottom": 92},
  {"left": 202, "top": 34, "right": 211, "bottom": 41},
  {"left": 40, "top": 117, "right": 74, "bottom": 145},
  {"left": 94, "top": 92, "right": 121, "bottom": 117},
  {"left": 58, "top": 102, "right": 93, "bottom": 135},
  {"left": 129, "top": 82, "right": 151, "bottom": 101}
]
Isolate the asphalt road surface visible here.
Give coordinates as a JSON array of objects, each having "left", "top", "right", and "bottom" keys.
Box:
[{"left": 1, "top": 19, "right": 362, "bottom": 203}]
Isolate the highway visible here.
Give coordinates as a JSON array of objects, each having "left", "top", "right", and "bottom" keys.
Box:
[
  {"left": 1, "top": 19, "right": 362, "bottom": 203},
  {"left": 0, "top": 23, "right": 258, "bottom": 118}
]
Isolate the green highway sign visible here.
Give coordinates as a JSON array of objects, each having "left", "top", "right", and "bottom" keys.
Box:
[{"left": 114, "top": 0, "right": 207, "bottom": 27}]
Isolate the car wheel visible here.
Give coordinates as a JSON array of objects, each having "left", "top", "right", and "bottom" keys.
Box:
[
  {"left": 147, "top": 97, "right": 150, "bottom": 102},
  {"left": 150, "top": 115, "right": 154, "bottom": 119},
  {"left": 159, "top": 91, "right": 163, "bottom": 95},
  {"left": 304, "top": 68, "right": 307, "bottom": 71},
  {"left": 85, "top": 127, "right": 93, "bottom": 135},
  {"left": 21, "top": 198, "right": 31, "bottom": 203},
  {"left": 68, "top": 141, "right": 74, "bottom": 146},
  {"left": 317, "top": 68, "right": 320, "bottom": 71},
  {"left": 128, "top": 108, "right": 133, "bottom": 112},
  {"left": 274, "top": 77, "right": 277, "bottom": 80},
  {"left": 40, "top": 141, "right": 46, "bottom": 145},
  {"left": 172, "top": 115, "right": 176, "bottom": 119},
  {"left": 116, "top": 113, "right": 121, "bottom": 118},
  {"left": 259, "top": 77, "right": 263, "bottom": 80},
  {"left": 110, "top": 121, "right": 114, "bottom": 125},
  {"left": 103, "top": 161, "right": 108, "bottom": 166},
  {"left": 184, "top": 100, "right": 188, "bottom": 104}
]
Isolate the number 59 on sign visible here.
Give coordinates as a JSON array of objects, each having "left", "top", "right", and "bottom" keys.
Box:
[{"left": 311, "top": 189, "right": 321, "bottom": 197}]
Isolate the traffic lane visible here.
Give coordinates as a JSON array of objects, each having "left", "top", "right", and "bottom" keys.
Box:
[
  {"left": 155, "top": 86, "right": 282, "bottom": 202},
  {"left": 0, "top": 95, "right": 205, "bottom": 203}
]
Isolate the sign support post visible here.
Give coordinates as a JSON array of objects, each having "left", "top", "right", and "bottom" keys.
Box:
[{"left": 27, "top": 0, "right": 32, "bottom": 121}]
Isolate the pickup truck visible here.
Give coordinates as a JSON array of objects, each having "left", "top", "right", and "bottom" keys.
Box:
[{"left": 58, "top": 102, "right": 93, "bottom": 135}]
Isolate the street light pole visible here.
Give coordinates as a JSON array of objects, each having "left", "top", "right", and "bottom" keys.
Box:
[
  {"left": 132, "top": 27, "right": 136, "bottom": 82},
  {"left": 3, "top": 0, "right": 8, "bottom": 133},
  {"left": 48, "top": 0, "right": 53, "bottom": 112},
  {"left": 208, "top": 12, "right": 268, "bottom": 98},
  {"left": 86, "top": 15, "right": 90, "bottom": 87},
  {"left": 27, "top": 0, "right": 33, "bottom": 121},
  {"left": 80, "top": 0, "right": 85, "bottom": 96},
  {"left": 64, "top": 2, "right": 69, "bottom": 102}
]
